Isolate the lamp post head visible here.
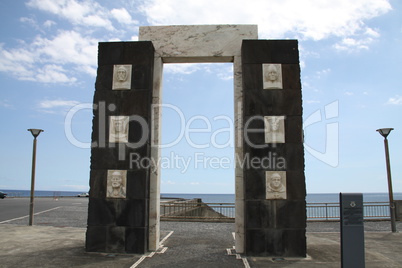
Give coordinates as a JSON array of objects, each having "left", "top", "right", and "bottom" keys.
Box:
[
  {"left": 376, "top": 128, "right": 393, "bottom": 139},
  {"left": 28, "top": 129, "right": 44, "bottom": 138}
]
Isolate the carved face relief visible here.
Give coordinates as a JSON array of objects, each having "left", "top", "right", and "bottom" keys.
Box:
[
  {"left": 263, "top": 64, "right": 282, "bottom": 89},
  {"left": 112, "top": 65, "right": 132, "bottom": 90},
  {"left": 116, "top": 67, "right": 128, "bottom": 82},
  {"left": 270, "top": 173, "right": 282, "bottom": 189},
  {"left": 266, "top": 171, "right": 287, "bottom": 199},
  {"left": 109, "top": 116, "right": 129, "bottom": 143},
  {"left": 267, "top": 65, "right": 279, "bottom": 81},
  {"left": 107, "top": 170, "right": 127, "bottom": 198}
]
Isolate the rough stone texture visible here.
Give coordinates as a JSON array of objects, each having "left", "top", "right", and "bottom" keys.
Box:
[
  {"left": 87, "top": 41, "right": 155, "bottom": 254},
  {"left": 242, "top": 40, "right": 306, "bottom": 257},
  {"left": 139, "top": 25, "right": 258, "bottom": 62}
]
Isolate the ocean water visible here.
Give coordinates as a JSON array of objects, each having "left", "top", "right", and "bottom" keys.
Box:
[
  {"left": 161, "top": 193, "right": 402, "bottom": 204},
  {"left": 161, "top": 193, "right": 235, "bottom": 203},
  {"left": 0, "top": 190, "right": 85, "bottom": 197},
  {"left": 2, "top": 189, "right": 402, "bottom": 204}
]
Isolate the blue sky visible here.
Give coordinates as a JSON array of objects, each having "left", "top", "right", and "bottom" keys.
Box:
[{"left": 0, "top": 0, "right": 401, "bottom": 194}]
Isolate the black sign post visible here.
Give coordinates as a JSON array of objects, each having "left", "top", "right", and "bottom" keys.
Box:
[{"left": 340, "top": 193, "right": 365, "bottom": 268}]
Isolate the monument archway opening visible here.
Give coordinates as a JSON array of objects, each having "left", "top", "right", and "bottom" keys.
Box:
[{"left": 160, "top": 62, "right": 235, "bottom": 196}]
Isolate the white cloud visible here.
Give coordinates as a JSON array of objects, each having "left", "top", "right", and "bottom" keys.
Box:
[
  {"left": 43, "top": 20, "right": 56, "bottom": 28},
  {"left": 38, "top": 99, "right": 80, "bottom": 114},
  {"left": 27, "top": 0, "right": 114, "bottom": 30},
  {"left": 33, "top": 30, "right": 98, "bottom": 66},
  {"left": 365, "top": 28, "right": 380, "bottom": 38},
  {"left": 20, "top": 17, "right": 36, "bottom": 25},
  {"left": 35, "top": 64, "right": 77, "bottom": 83},
  {"left": 0, "top": 100, "right": 13, "bottom": 109},
  {"left": 39, "top": 99, "right": 80, "bottom": 109},
  {"left": 3, "top": 0, "right": 391, "bottom": 85},
  {"left": 19, "top": 16, "right": 44, "bottom": 32},
  {"left": 164, "top": 63, "right": 233, "bottom": 80},
  {"left": 333, "top": 36, "right": 375, "bottom": 51},
  {"left": 108, "top": 38, "right": 122, "bottom": 42},
  {"left": 345, "top": 91, "right": 354, "bottom": 96},
  {"left": 140, "top": 0, "right": 391, "bottom": 44},
  {"left": 316, "top": 68, "right": 331, "bottom": 78},
  {"left": 77, "top": 65, "right": 97, "bottom": 77},
  {"left": 111, "top": 8, "right": 138, "bottom": 25},
  {"left": 0, "top": 30, "right": 97, "bottom": 83},
  {"left": 211, "top": 64, "right": 233, "bottom": 80},
  {"left": 164, "top": 63, "right": 202, "bottom": 75},
  {"left": 386, "top": 95, "right": 402, "bottom": 105}
]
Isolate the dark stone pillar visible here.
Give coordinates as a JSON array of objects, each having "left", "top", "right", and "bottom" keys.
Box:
[
  {"left": 86, "top": 41, "right": 155, "bottom": 254},
  {"left": 242, "top": 40, "right": 306, "bottom": 257}
]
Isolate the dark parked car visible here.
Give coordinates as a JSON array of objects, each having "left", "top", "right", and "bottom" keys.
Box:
[{"left": 0, "top": 191, "right": 7, "bottom": 199}]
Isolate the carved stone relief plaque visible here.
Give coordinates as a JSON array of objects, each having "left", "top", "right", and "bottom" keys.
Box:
[
  {"left": 109, "top": 116, "right": 129, "bottom": 143},
  {"left": 262, "top": 64, "right": 282, "bottom": 89},
  {"left": 112, "top": 64, "right": 132, "bottom": 90},
  {"left": 264, "top": 115, "right": 285, "bottom": 143},
  {"left": 266, "top": 171, "right": 287, "bottom": 200},
  {"left": 107, "top": 170, "right": 127, "bottom": 198}
]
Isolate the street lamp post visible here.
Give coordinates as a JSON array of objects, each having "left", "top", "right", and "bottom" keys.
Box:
[
  {"left": 28, "top": 129, "right": 44, "bottom": 226},
  {"left": 376, "top": 128, "right": 396, "bottom": 232}
]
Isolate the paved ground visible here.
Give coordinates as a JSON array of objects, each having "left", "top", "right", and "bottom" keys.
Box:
[
  {"left": 1, "top": 198, "right": 402, "bottom": 267},
  {"left": 0, "top": 224, "right": 139, "bottom": 268},
  {"left": 0, "top": 197, "right": 88, "bottom": 227},
  {"left": 137, "top": 222, "right": 245, "bottom": 268},
  {"left": 249, "top": 232, "right": 402, "bottom": 268}
]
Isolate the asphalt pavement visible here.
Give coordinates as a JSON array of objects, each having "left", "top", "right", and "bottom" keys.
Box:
[
  {"left": 0, "top": 197, "right": 88, "bottom": 226},
  {"left": 1, "top": 197, "right": 402, "bottom": 268}
]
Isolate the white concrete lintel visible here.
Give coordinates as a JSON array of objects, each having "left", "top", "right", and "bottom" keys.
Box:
[
  {"left": 162, "top": 56, "right": 234, "bottom": 63},
  {"left": 139, "top": 25, "right": 258, "bottom": 62}
]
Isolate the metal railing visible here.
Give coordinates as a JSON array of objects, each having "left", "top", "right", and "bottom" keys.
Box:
[
  {"left": 307, "top": 202, "right": 340, "bottom": 220},
  {"left": 161, "top": 199, "right": 235, "bottom": 221},
  {"left": 306, "top": 202, "right": 390, "bottom": 220},
  {"left": 160, "top": 201, "right": 392, "bottom": 221}
]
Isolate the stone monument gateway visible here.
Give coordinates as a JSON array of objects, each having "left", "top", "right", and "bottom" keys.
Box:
[{"left": 86, "top": 25, "right": 306, "bottom": 257}]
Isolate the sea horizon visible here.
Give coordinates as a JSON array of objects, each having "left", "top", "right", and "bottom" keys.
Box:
[{"left": 2, "top": 189, "right": 402, "bottom": 204}]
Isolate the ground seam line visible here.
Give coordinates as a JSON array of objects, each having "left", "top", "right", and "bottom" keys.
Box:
[
  {"left": 242, "top": 257, "right": 251, "bottom": 268},
  {"left": 0, "top": 207, "right": 61, "bottom": 224},
  {"left": 159, "top": 231, "right": 174, "bottom": 246},
  {"left": 229, "top": 232, "right": 250, "bottom": 268},
  {"left": 130, "top": 231, "right": 174, "bottom": 268}
]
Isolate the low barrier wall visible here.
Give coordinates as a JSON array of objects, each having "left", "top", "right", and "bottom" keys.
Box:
[{"left": 160, "top": 200, "right": 395, "bottom": 222}]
